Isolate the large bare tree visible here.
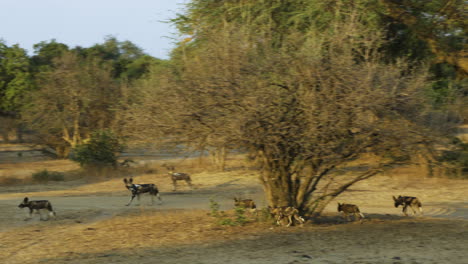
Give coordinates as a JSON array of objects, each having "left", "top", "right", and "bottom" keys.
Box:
[{"left": 127, "top": 5, "right": 435, "bottom": 216}]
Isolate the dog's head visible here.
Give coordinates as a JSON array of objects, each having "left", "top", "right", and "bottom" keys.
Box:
[
  {"left": 18, "top": 197, "right": 29, "bottom": 208},
  {"left": 123, "top": 178, "right": 133, "bottom": 189},
  {"left": 393, "top": 195, "right": 402, "bottom": 208}
]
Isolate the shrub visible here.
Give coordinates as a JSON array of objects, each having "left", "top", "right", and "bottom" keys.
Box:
[
  {"left": 32, "top": 170, "right": 65, "bottom": 183},
  {"left": 209, "top": 198, "right": 249, "bottom": 226},
  {"left": 72, "top": 130, "right": 124, "bottom": 168}
]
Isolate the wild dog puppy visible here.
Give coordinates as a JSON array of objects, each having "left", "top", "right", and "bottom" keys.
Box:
[
  {"left": 165, "top": 166, "right": 193, "bottom": 191},
  {"left": 270, "top": 206, "right": 305, "bottom": 227},
  {"left": 337, "top": 203, "right": 365, "bottom": 221},
  {"left": 393, "top": 195, "right": 423, "bottom": 216},
  {"left": 18, "top": 197, "right": 56, "bottom": 221},
  {"left": 123, "top": 178, "right": 162, "bottom": 206}
]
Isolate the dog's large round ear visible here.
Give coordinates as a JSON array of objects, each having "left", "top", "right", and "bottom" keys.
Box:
[
  {"left": 129, "top": 178, "right": 133, "bottom": 183},
  {"left": 392, "top": 196, "right": 397, "bottom": 201},
  {"left": 123, "top": 178, "right": 128, "bottom": 184},
  {"left": 23, "top": 197, "right": 28, "bottom": 203}
]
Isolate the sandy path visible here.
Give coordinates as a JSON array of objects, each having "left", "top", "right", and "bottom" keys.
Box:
[{"left": 1, "top": 183, "right": 466, "bottom": 233}]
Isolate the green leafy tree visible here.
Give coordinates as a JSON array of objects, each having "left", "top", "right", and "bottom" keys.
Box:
[
  {"left": 31, "top": 40, "right": 69, "bottom": 72},
  {"left": 76, "top": 36, "right": 155, "bottom": 81},
  {"left": 0, "top": 41, "right": 33, "bottom": 142},
  {"left": 22, "top": 51, "right": 119, "bottom": 157},
  {"left": 72, "top": 130, "right": 124, "bottom": 168}
]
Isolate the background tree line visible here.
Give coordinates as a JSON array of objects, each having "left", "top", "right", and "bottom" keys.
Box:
[
  {"left": 0, "top": 37, "right": 167, "bottom": 157},
  {"left": 1, "top": 0, "right": 466, "bottom": 216}
]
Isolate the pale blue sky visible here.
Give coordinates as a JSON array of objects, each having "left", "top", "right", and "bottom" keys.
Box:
[{"left": 0, "top": 0, "right": 189, "bottom": 59}]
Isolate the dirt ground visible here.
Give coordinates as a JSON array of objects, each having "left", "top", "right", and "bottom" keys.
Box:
[{"left": 0, "top": 152, "right": 467, "bottom": 264}]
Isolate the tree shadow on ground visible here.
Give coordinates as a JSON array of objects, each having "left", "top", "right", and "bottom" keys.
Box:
[{"left": 309, "top": 213, "right": 408, "bottom": 225}]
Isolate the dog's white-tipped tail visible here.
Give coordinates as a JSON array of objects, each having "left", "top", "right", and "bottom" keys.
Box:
[{"left": 360, "top": 213, "right": 365, "bottom": 219}]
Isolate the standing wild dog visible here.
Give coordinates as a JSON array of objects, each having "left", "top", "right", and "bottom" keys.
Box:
[
  {"left": 165, "top": 165, "right": 193, "bottom": 191},
  {"left": 270, "top": 206, "right": 305, "bottom": 227},
  {"left": 18, "top": 197, "right": 56, "bottom": 220},
  {"left": 123, "top": 178, "right": 162, "bottom": 206},
  {"left": 393, "top": 195, "right": 423, "bottom": 216},
  {"left": 337, "top": 203, "right": 365, "bottom": 221}
]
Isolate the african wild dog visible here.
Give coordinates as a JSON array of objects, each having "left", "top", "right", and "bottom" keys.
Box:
[
  {"left": 165, "top": 165, "right": 193, "bottom": 191},
  {"left": 393, "top": 195, "right": 423, "bottom": 216},
  {"left": 270, "top": 206, "right": 305, "bottom": 227},
  {"left": 123, "top": 178, "right": 162, "bottom": 206},
  {"left": 18, "top": 197, "right": 56, "bottom": 221},
  {"left": 233, "top": 198, "right": 257, "bottom": 209},
  {"left": 337, "top": 203, "right": 365, "bottom": 221}
]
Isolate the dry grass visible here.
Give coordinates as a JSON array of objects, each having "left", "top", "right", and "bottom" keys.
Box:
[
  {"left": 2, "top": 209, "right": 467, "bottom": 264},
  {"left": 0, "top": 209, "right": 272, "bottom": 264}
]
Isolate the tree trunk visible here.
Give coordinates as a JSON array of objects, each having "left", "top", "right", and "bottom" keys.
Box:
[{"left": 212, "top": 146, "right": 227, "bottom": 171}]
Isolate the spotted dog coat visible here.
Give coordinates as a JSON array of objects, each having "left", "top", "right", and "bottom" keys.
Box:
[
  {"left": 233, "top": 198, "right": 257, "bottom": 209},
  {"left": 167, "top": 167, "right": 193, "bottom": 191},
  {"left": 123, "top": 178, "right": 162, "bottom": 206},
  {"left": 393, "top": 195, "right": 423, "bottom": 216},
  {"left": 337, "top": 203, "right": 365, "bottom": 221},
  {"left": 18, "top": 197, "right": 56, "bottom": 220},
  {"left": 270, "top": 206, "right": 305, "bottom": 227}
]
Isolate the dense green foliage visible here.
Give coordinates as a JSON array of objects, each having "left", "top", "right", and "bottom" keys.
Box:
[
  {"left": 71, "top": 130, "right": 124, "bottom": 168},
  {"left": 0, "top": 41, "right": 33, "bottom": 113},
  {"left": 0, "top": 36, "right": 167, "bottom": 157}
]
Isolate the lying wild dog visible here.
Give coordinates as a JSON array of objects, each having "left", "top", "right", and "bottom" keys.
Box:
[
  {"left": 165, "top": 165, "right": 193, "bottom": 191},
  {"left": 337, "top": 203, "right": 365, "bottom": 221},
  {"left": 123, "top": 178, "right": 162, "bottom": 206},
  {"left": 233, "top": 197, "right": 257, "bottom": 209},
  {"left": 270, "top": 206, "right": 305, "bottom": 227},
  {"left": 18, "top": 197, "right": 56, "bottom": 221},
  {"left": 234, "top": 197, "right": 257, "bottom": 215},
  {"left": 393, "top": 195, "right": 423, "bottom": 216}
]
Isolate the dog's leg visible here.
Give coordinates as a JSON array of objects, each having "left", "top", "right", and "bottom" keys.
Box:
[
  {"left": 294, "top": 214, "right": 304, "bottom": 226},
  {"left": 286, "top": 215, "right": 293, "bottom": 227},
  {"left": 275, "top": 213, "right": 282, "bottom": 226},
  {"left": 419, "top": 206, "right": 423, "bottom": 215},
  {"left": 157, "top": 193, "right": 163, "bottom": 204},
  {"left": 38, "top": 209, "right": 46, "bottom": 221},
  {"left": 172, "top": 180, "right": 177, "bottom": 191},
  {"left": 126, "top": 194, "right": 136, "bottom": 206},
  {"left": 187, "top": 179, "right": 193, "bottom": 189},
  {"left": 410, "top": 205, "right": 417, "bottom": 215},
  {"left": 49, "top": 210, "right": 56, "bottom": 219}
]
